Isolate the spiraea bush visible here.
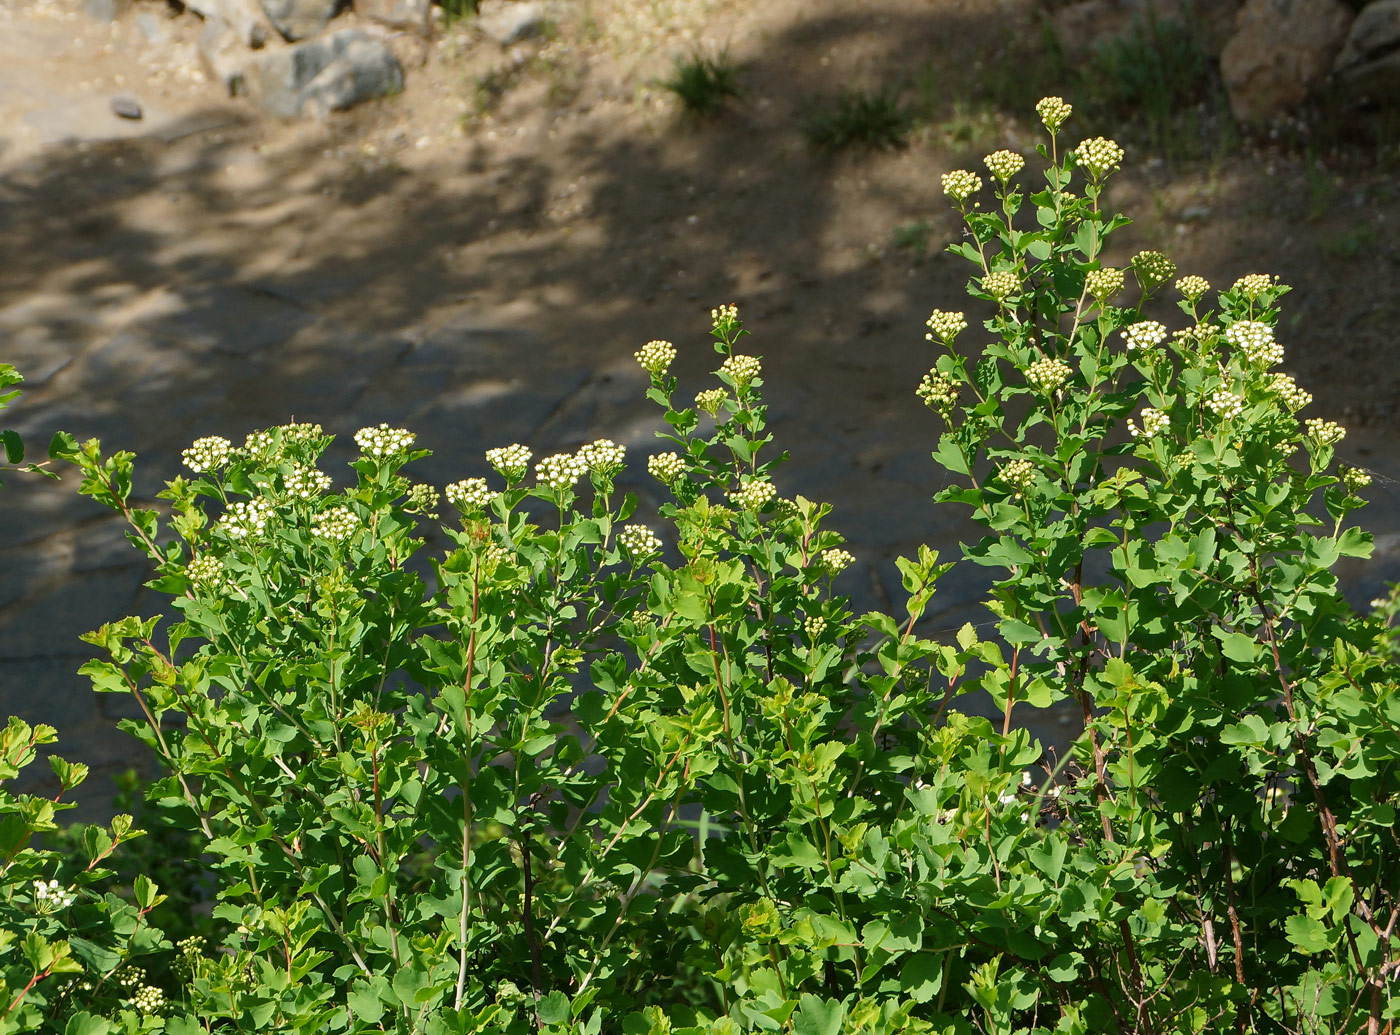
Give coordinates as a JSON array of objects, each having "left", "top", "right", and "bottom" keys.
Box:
[{"left": 3, "top": 97, "right": 1398, "bottom": 1033}]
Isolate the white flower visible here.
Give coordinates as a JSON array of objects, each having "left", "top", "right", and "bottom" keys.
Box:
[
  {"left": 999, "top": 458, "right": 1036, "bottom": 497},
  {"left": 1026, "top": 357, "right": 1072, "bottom": 392},
  {"left": 354, "top": 423, "right": 416, "bottom": 458},
  {"left": 280, "top": 421, "right": 323, "bottom": 442},
  {"left": 729, "top": 479, "right": 776, "bottom": 511},
  {"left": 648, "top": 452, "right": 686, "bottom": 483},
  {"left": 1206, "top": 389, "right": 1244, "bottom": 420},
  {"left": 243, "top": 430, "right": 276, "bottom": 454},
  {"left": 1131, "top": 250, "right": 1176, "bottom": 287},
  {"left": 1175, "top": 275, "right": 1210, "bottom": 303},
  {"left": 130, "top": 985, "right": 165, "bottom": 1015},
  {"left": 694, "top": 388, "right": 727, "bottom": 415},
  {"left": 1268, "top": 373, "right": 1312, "bottom": 411},
  {"left": 711, "top": 303, "right": 740, "bottom": 328},
  {"left": 718, "top": 354, "right": 761, "bottom": 388},
  {"left": 445, "top": 477, "right": 496, "bottom": 510},
  {"left": 536, "top": 452, "right": 588, "bottom": 491},
  {"left": 577, "top": 439, "right": 626, "bottom": 474},
  {"left": 941, "top": 169, "right": 982, "bottom": 201},
  {"left": 1128, "top": 407, "right": 1170, "bottom": 440},
  {"left": 983, "top": 149, "right": 1024, "bottom": 182},
  {"left": 819, "top": 548, "right": 855, "bottom": 576},
  {"left": 312, "top": 506, "right": 359, "bottom": 542},
  {"left": 924, "top": 309, "right": 967, "bottom": 343},
  {"left": 486, "top": 444, "right": 532, "bottom": 481},
  {"left": 1085, "top": 267, "right": 1124, "bottom": 302},
  {"left": 1074, "top": 137, "right": 1124, "bottom": 179},
  {"left": 182, "top": 436, "right": 232, "bottom": 474},
  {"left": 284, "top": 462, "right": 331, "bottom": 500},
  {"left": 982, "top": 270, "right": 1019, "bottom": 301},
  {"left": 1232, "top": 273, "right": 1275, "bottom": 300},
  {"left": 1304, "top": 418, "right": 1345, "bottom": 446},
  {"left": 804, "top": 615, "right": 828, "bottom": 639},
  {"left": 219, "top": 500, "right": 272, "bottom": 539},
  {"left": 634, "top": 339, "right": 676, "bottom": 378},
  {"left": 617, "top": 524, "right": 662, "bottom": 555},
  {"left": 1036, "top": 96, "right": 1072, "bottom": 133},
  {"left": 917, "top": 370, "right": 958, "bottom": 417},
  {"left": 1121, "top": 321, "right": 1168, "bottom": 351},
  {"left": 33, "top": 879, "right": 74, "bottom": 909},
  {"left": 186, "top": 554, "right": 227, "bottom": 588},
  {"left": 1225, "top": 320, "right": 1283, "bottom": 366}
]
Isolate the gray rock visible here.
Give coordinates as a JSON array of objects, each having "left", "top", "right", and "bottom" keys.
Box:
[
  {"left": 133, "top": 10, "right": 170, "bottom": 45},
  {"left": 475, "top": 0, "right": 549, "bottom": 46},
  {"left": 82, "top": 0, "right": 127, "bottom": 22},
  {"left": 244, "top": 29, "right": 404, "bottom": 118},
  {"left": 262, "top": 0, "right": 343, "bottom": 41},
  {"left": 198, "top": 17, "right": 249, "bottom": 96},
  {"left": 1334, "top": 0, "right": 1400, "bottom": 101},
  {"left": 182, "top": 0, "right": 273, "bottom": 48},
  {"left": 357, "top": 0, "right": 431, "bottom": 34},
  {"left": 1220, "top": 0, "right": 1355, "bottom": 124},
  {"left": 109, "top": 96, "right": 143, "bottom": 120}
]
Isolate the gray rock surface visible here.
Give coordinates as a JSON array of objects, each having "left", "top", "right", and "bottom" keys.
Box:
[
  {"left": 82, "top": 0, "right": 127, "bottom": 22},
  {"left": 1220, "top": 0, "right": 1354, "bottom": 124},
  {"left": 1334, "top": 0, "right": 1400, "bottom": 101},
  {"left": 475, "top": 0, "right": 550, "bottom": 46},
  {"left": 182, "top": 0, "right": 274, "bottom": 48},
  {"left": 262, "top": 0, "right": 343, "bottom": 41},
  {"left": 244, "top": 29, "right": 404, "bottom": 119},
  {"left": 198, "top": 17, "right": 250, "bottom": 96},
  {"left": 357, "top": 0, "right": 432, "bottom": 34}
]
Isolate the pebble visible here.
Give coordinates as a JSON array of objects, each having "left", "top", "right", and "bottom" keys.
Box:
[{"left": 109, "top": 95, "right": 142, "bottom": 119}]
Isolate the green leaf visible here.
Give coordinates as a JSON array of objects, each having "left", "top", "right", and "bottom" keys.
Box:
[
  {"left": 1284, "top": 914, "right": 1332, "bottom": 954},
  {"left": 793, "top": 995, "right": 844, "bottom": 1035},
  {"left": 1219, "top": 714, "right": 1269, "bottom": 748},
  {"left": 899, "top": 954, "right": 944, "bottom": 1003},
  {"left": 63, "top": 1013, "right": 113, "bottom": 1035},
  {"left": 538, "top": 991, "right": 571, "bottom": 1025}
]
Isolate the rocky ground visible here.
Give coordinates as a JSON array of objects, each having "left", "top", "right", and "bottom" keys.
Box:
[{"left": 4, "top": 0, "right": 1400, "bottom": 817}]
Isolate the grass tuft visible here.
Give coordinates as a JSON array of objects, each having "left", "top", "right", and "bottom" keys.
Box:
[
  {"left": 662, "top": 51, "right": 742, "bottom": 120},
  {"left": 803, "top": 86, "right": 915, "bottom": 153}
]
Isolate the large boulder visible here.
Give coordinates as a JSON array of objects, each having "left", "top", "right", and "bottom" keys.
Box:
[
  {"left": 262, "top": 0, "right": 343, "bottom": 41},
  {"left": 182, "top": 0, "right": 273, "bottom": 48},
  {"left": 357, "top": 0, "right": 432, "bottom": 35},
  {"left": 243, "top": 29, "right": 404, "bottom": 118},
  {"left": 1219, "top": 0, "right": 1355, "bottom": 124},
  {"left": 1333, "top": 0, "right": 1400, "bottom": 103}
]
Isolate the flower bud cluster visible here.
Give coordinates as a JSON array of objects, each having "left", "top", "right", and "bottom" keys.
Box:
[
  {"left": 634, "top": 339, "right": 676, "bottom": 378},
  {"left": 1304, "top": 418, "right": 1346, "bottom": 446},
  {"left": 1085, "top": 267, "right": 1123, "bottom": 302},
  {"left": 486, "top": 444, "right": 532, "bottom": 481},
  {"left": 1132, "top": 250, "right": 1176, "bottom": 287},
  {"left": 804, "top": 615, "right": 827, "bottom": 639},
  {"left": 819, "top": 548, "right": 855, "bottom": 576},
  {"left": 33, "top": 879, "right": 74, "bottom": 908},
  {"left": 312, "top": 506, "right": 360, "bottom": 542},
  {"left": 1268, "top": 373, "right": 1312, "bottom": 411},
  {"left": 129, "top": 985, "right": 165, "bottom": 1015},
  {"left": 536, "top": 452, "right": 589, "bottom": 491},
  {"left": 446, "top": 477, "right": 496, "bottom": 510},
  {"left": 983, "top": 149, "right": 1024, "bottom": 182},
  {"left": 578, "top": 439, "right": 626, "bottom": 474},
  {"left": 1121, "top": 321, "right": 1167, "bottom": 351},
  {"left": 711, "top": 303, "right": 739, "bottom": 327},
  {"left": 694, "top": 388, "right": 727, "bottom": 415},
  {"left": 618, "top": 524, "right": 663, "bottom": 554},
  {"left": 281, "top": 422, "right": 323, "bottom": 442},
  {"left": 1128, "top": 407, "right": 1169, "bottom": 440},
  {"left": 244, "top": 430, "right": 275, "bottom": 454},
  {"left": 916, "top": 370, "right": 958, "bottom": 417},
  {"left": 354, "top": 424, "right": 416, "bottom": 457},
  {"left": 1342, "top": 466, "right": 1372, "bottom": 493},
  {"left": 182, "top": 436, "right": 233, "bottom": 473},
  {"left": 648, "top": 452, "right": 686, "bottom": 483},
  {"left": 925, "top": 309, "right": 967, "bottom": 343},
  {"left": 982, "top": 270, "right": 1019, "bottom": 300},
  {"left": 1074, "top": 137, "right": 1123, "bottom": 179},
  {"left": 1026, "top": 357, "right": 1071, "bottom": 392},
  {"left": 220, "top": 499, "right": 272, "bottom": 539},
  {"left": 405, "top": 483, "right": 440, "bottom": 517},
  {"left": 1225, "top": 320, "right": 1283, "bottom": 366},
  {"left": 1175, "top": 275, "right": 1210, "bottom": 303},
  {"left": 284, "top": 462, "right": 332, "bottom": 500},
  {"left": 1232, "top": 273, "right": 1274, "bottom": 300},
  {"left": 1206, "top": 389, "right": 1244, "bottom": 420},
  {"left": 719, "top": 354, "right": 761, "bottom": 388},
  {"left": 186, "top": 554, "right": 227, "bottom": 588},
  {"left": 999, "top": 459, "right": 1036, "bottom": 497},
  {"left": 1036, "top": 96, "right": 1072, "bottom": 133},
  {"left": 941, "top": 169, "right": 982, "bottom": 201},
  {"left": 730, "top": 479, "right": 776, "bottom": 511}
]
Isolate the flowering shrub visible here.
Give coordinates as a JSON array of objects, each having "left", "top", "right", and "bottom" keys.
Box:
[{"left": 5, "top": 99, "right": 1400, "bottom": 1033}]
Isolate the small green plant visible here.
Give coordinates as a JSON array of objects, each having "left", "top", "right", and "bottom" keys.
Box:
[
  {"left": 662, "top": 51, "right": 741, "bottom": 120},
  {"left": 803, "top": 85, "right": 915, "bottom": 152},
  {"left": 440, "top": 0, "right": 478, "bottom": 26},
  {"left": 892, "top": 219, "right": 935, "bottom": 261}
]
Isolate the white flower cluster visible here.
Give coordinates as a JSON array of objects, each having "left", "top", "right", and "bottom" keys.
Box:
[
  {"left": 618, "top": 524, "right": 662, "bottom": 554},
  {"left": 1085, "top": 267, "right": 1124, "bottom": 301},
  {"left": 695, "top": 388, "right": 727, "bottom": 415},
  {"left": 982, "top": 270, "right": 1019, "bottom": 301},
  {"left": 983, "top": 149, "right": 1024, "bottom": 182},
  {"left": 1128, "top": 407, "right": 1170, "bottom": 440},
  {"left": 634, "top": 339, "right": 676, "bottom": 378},
  {"left": 1206, "top": 389, "right": 1244, "bottom": 420},
  {"left": 1304, "top": 418, "right": 1346, "bottom": 446},
  {"left": 281, "top": 422, "right": 323, "bottom": 443},
  {"left": 1269, "top": 373, "right": 1313, "bottom": 411},
  {"left": 1232, "top": 273, "right": 1274, "bottom": 300},
  {"left": 648, "top": 452, "right": 686, "bottom": 483},
  {"left": 219, "top": 500, "right": 272, "bottom": 539},
  {"left": 804, "top": 615, "right": 828, "bottom": 639},
  {"left": 536, "top": 452, "right": 588, "bottom": 491},
  {"left": 719, "top": 354, "right": 761, "bottom": 388},
  {"left": 117, "top": 967, "right": 145, "bottom": 990},
  {"left": 186, "top": 554, "right": 227, "bottom": 588},
  {"left": 486, "top": 444, "right": 532, "bottom": 481},
  {"left": 182, "top": 436, "right": 233, "bottom": 474},
  {"left": 577, "top": 439, "right": 626, "bottom": 473},
  {"left": 925, "top": 309, "right": 967, "bottom": 343},
  {"left": 1074, "top": 137, "right": 1123, "bottom": 179},
  {"left": 1172, "top": 324, "right": 1212, "bottom": 347},
  {"left": 354, "top": 423, "right": 415, "bottom": 457},
  {"left": 1342, "top": 466, "right": 1372, "bottom": 493},
  {"left": 917, "top": 370, "right": 958, "bottom": 417},
  {"left": 820, "top": 548, "right": 855, "bottom": 576},
  {"left": 284, "top": 462, "right": 331, "bottom": 500},
  {"left": 1036, "top": 96, "right": 1072, "bottom": 133},
  {"left": 1175, "top": 275, "right": 1210, "bottom": 303},
  {"left": 33, "top": 879, "right": 74, "bottom": 909},
  {"left": 941, "top": 169, "right": 982, "bottom": 201},
  {"left": 482, "top": 541, "right": 511, "bottom": 568},
  {"left": 999, "top": 459, "right": 1036, "bottom": 497},
  {"left": 244, "top": 430, "right": 276, "bottom": 454},
  {"left": 730, "top": 479, "right": 776, "bottom": 511},
  {"left": 1225, "top": 320, "right": 1283, "bottom": 366},
  {"left": 711, "top": 303, "right": 739, "bottom": 327},
  {"left": 312, "top": 506, "right": 359, "bottom": 541},
  {"left": 129, "top": 985, "right": 165, "bottom": 1015},
  {"left": 1121, "top": 321, "right": 1167, "bottom": 351},
  {"left": 1132, "top": 250, "right": 1176, "bottom": 286},
  {"left": 446, "top": 477, "right": 496, "bottom": 510},
  {"left": 1026, "top": 357, "right": 1072, "bottom": 392}
]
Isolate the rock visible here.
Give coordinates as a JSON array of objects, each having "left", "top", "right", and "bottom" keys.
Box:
[
  {"left": 262, "top": 0, "right": 343, "bottom": 41},
  {"left": 357, "top": 0, "right": 431, "bottom": 35},
  {"left": 1220, "top": 0, "right": 1355, "bottom": 124},
  {"left": 243, "top": 29, "right": 404, "bottom": 119},
  {"left": 109, "top": 96, "right": 143, "bottom": 120},
  {"left": 475, "top": 0, "right": 550, "bottom": 46},
  {"left": 1334, "top": 0, "right": 1400, "bottom": 103},
  {"left": 182, "top": 0, "right": 274, "bottom": 49},
  {"left": 82, "top": 0, "right": 127, "bottom": 22},
  {"left": 1049, "top": 0, "right": 1244, "bottom": 61},
  {"left": 198, "top": 17, "right": 249, "bottom": 95}
]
